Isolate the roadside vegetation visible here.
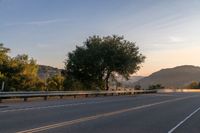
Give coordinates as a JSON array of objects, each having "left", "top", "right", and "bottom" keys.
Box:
[
  {"left": 186, "top": 81, "right": 200, "bottom": 89},
  {"left": 148, "top": 84, "right": 165, "bottom": 90},
  {"left": 0, "top": 35, "right": 145, "bottom": 91},
  {"left": 0, "top": 43, "right": 64, "bottom": 91}
]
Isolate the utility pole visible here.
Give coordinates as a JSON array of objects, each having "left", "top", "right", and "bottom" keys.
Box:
[{"left": 1, "top": 81, "right": 5, "bottom": 91}]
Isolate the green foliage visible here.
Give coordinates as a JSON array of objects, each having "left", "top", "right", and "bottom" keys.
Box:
[
  {"left": 0, "top": 44, "right": 10, "bottom": 78},
  {"left": 5, "top": 54, "right": 40, "bottom": 91},
  {"left": 187, "top": 81, "right": 200, "bottom": 89},
  {"left": 0, "top": 43, "right": 66, "bottom": 91},
  {"left": 10, "top": 55, "right": 38, "bottom": 91},
  {"left": 0, "top": 44, "right": 11, "bottom": 89},
  {"left": 148, "top": 84, "right": 164, "bottom": 90},
  {"left": 65, "top": 35, "right": 145, "bottom": 90},
  {"left": 35, "top": 79, "right": 46, "bottom": 91},
  {"left": 0, "top": 43, "right": 44, "bottom": 91},
  {"left": 47, "top": 74, "right": 64, "bottom": 91},
  {"left": 134, "top": 84, "right": 142, "bottom": 90},
  {"left": 63, "top": 76, "right": 98, "bottom": 91},
  {"left": 0, "top": 43, "right": 10, "bottom": 62}
]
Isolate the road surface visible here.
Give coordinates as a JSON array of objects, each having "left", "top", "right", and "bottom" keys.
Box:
[{"left": 0, "top": 93, "right": 200, "bottom": 133}]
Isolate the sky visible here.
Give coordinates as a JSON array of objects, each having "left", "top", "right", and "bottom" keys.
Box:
[{"left": 0, "top": 0, "right": 200, "bottom": 76}]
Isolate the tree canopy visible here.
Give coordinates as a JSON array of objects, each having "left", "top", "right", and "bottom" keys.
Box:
[
  {"left": 0, "top": 43, "right": 43, "bottom": 91},
  {"left": 0, "top": 43, "right": 67, "bottom": 91},
  {"left": 0, "top": 44, "right": 11, "bottom": 85},
  {"left": 65, "top": 35, "right": 145, "bottom": 90}
]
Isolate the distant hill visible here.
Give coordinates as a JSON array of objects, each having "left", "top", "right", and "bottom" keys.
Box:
[
  {"left": 37, "top": 65, "right": 144, "bottom": 83},
  {"left": 135, "top": 65, "right": 200, "bottom": 89},
  {"left": 120, "top": 76, "right": 144, "bottom": 87},
  {"left": 109, "top": 76, "right": 144, "bottom": 88},
  {"left": 38, "top": 65, "right": 63, "bottom": 79}
]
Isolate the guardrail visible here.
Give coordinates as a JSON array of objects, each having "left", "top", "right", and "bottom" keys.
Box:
[
  {"left": 157, "top": 89, "right": 200, "bottom": 93},
  {"left": 0, "top": 90, "right": 157, "bottom": 102}
]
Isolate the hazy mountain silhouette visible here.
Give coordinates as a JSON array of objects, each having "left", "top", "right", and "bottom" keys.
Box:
[
  {"left": 38, "top": 65, "right": 200, "bottom": 89},
  {"left": 38, "top": 65, "right": 63, "bottom": 79},
  {"left": 120, "top": 76, "right": 144, "bottom": 87},
  {"left": 135, "top": 65, "right": 200, "bottom": 89}
]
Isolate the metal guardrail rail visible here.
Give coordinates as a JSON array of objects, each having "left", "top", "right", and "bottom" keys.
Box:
[{"left": 0, "top": 90, "right": 157, "bottom": 102}]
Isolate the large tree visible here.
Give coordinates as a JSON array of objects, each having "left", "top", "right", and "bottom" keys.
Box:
[
  {"left": 65, "top": 35, "right": 145, "bottom": 90},
  {"left": 0, "top": 43, "right": 10, "bottom": 74},
  {"left": 10, "top": 54, "right": 39, "bottom": 91},
  {"left": 0, "top": 43, "right": 42, "bottom": 91},
  {"left": 0, "top": 43, "right": 11, "bottom": 89}
]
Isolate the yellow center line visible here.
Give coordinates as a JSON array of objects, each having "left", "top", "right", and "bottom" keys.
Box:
[{"left": 17, "top": 95, "right": 199, "bottom": 133}]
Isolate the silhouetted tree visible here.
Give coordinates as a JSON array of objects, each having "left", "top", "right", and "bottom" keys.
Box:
[{"left": 65, "top": 35, "right": 145, "bottom": 90}]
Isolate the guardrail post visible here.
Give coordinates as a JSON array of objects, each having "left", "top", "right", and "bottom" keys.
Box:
[
  {"left": 1, "top": 81, "right": 4, "bottom": 91},
  {"left": 24, "top": 97, "right": 28, "bottom": 102},
  {"left": 44, "top": 96, "right": 48, "bottom": 100}
]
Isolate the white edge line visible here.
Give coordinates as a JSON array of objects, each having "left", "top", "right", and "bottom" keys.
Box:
[
  {"left": 0, "top": 94, "right": 175, "bottom": 113},
  {"left": 168, "top": 106, "right": 200, "bottom": 133},
  {"left": 0, "top": 97, "right": 143, "bottom": 113}
]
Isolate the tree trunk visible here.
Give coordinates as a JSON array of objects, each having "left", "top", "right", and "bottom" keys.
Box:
[{"left": 105, "top": 72, "right": 111, "bottom": 90}]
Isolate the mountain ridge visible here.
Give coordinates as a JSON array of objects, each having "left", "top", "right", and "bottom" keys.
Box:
[
  {"left": 38, "top": 65, "right": 63, "bottom": 79},
  {"left": 135, "top": 65, "right": 200, "bottom": 89}
]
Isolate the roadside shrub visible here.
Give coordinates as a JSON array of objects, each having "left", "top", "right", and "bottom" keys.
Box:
[{"left": 148, "top": 84, "right": 164, "bottom": 90}]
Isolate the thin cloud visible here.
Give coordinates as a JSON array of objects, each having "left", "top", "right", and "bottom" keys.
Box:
[
  {"left": 169, "top": 36, "right": 184, "bottom": 43},
  {"left": 5, "top": 18, "right": 69, "bottom": 26}
]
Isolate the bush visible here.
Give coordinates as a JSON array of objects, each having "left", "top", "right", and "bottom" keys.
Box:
[
  {"left": 134, "top": 84, "right": 142, "bottom": 90},
  {"left": 148, "top": 84, "right": 164, "bottom": 90},
  {"left": 187, "top": 81, "right": 200, "bottom": 89}
]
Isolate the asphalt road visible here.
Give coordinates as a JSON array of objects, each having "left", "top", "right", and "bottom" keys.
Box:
[{"left": 0, "top": 93, "right": 200, "bottom": 133}]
